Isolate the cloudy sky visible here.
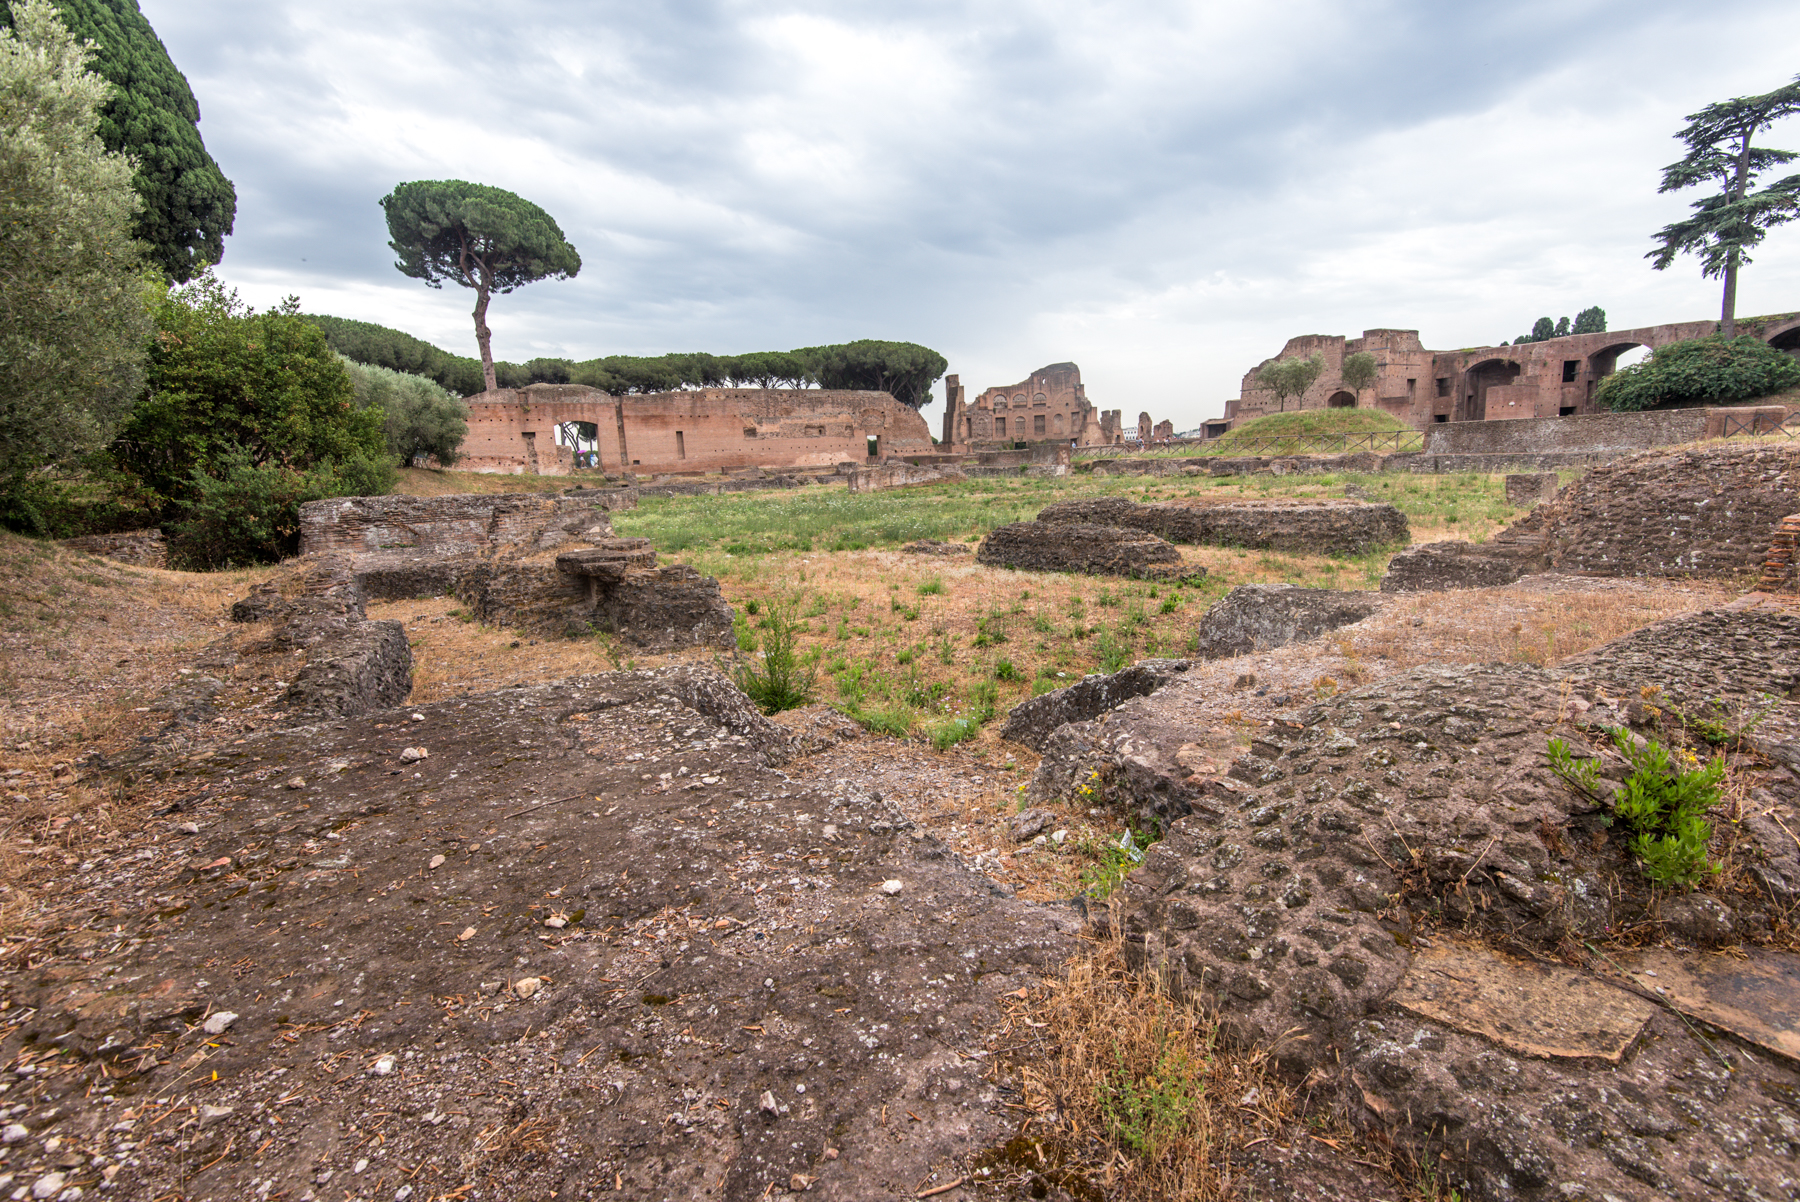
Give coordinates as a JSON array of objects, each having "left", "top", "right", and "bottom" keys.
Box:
[{"left": 142, "top": 0, "right": 1800, "bottom": 432}]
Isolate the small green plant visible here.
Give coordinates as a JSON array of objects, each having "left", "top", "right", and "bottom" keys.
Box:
[
  {"left": 994, "top": 658, "right": 1022, "bottom": 682},
  {"left": 927, "top": 716, "right": 979, "bottom": 750},
  {"left": 1098, "top": 1031, "right": 1205, "bottom": 1159},
  {"left": 973, "top": 609, "right": 1009, "bottom": 648},
  {"left": 1080, "top": 828, "right": 1152, "bottom": 899},
  {"left": 858, "top": 703, "right": 915, "bottom": 738},
  {"left": 744, "top": 599, "right": 761, "bottom": 615},
  {"left": 733, "top": 596, "right": 816, "bottom": 714},
  {"left": 1095, "top": 628, "right": 1131, "bottom": 674},
  {"left": 968, "top": 680, "right": 999, "bottom": 724},
  {"left": 1031, "top": 612, "right": 1055, "bottom": 633},
  {"left": 1547, "top": 729, "right": 1725, "bottom": 889},
  {"left": 917, "top": 577, "right": 944, "bottom": 596},
  {"left": 1670, "top": 691, "right": 1781, "bottom": 747},
  {"left": 1158, "top": 595, "right": 1181, "bottom": 614},
  {"left": 1096, "top": 588, "right": 1120, "bottom": 608}
]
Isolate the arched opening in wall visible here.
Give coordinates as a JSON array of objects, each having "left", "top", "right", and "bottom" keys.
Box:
[
  {"left": 1462, "top": 359, "right": 1520, "bottom": 421},
  {"left": 1326, "top": 391, "right": 1356, "bottom": 408},
  {"left": 867, "top": 436, "right": 879, "bottom": 458},
  {"left": 1586, "top": 343, "right": 1648, "bottom": 404},
  {"left": 557, "top": 421, "right": 600, "bottom": 469},
  {"left": 1766, "top": 324, "right": 1800, "bottom": 358}
]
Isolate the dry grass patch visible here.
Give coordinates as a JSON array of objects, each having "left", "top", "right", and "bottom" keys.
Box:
[
  {"left": 1355, "top": 579, "right": 1743, "bottom": 672},
  {"left": 980, "top": 924, "right": 1297, "bottom": 1201}
]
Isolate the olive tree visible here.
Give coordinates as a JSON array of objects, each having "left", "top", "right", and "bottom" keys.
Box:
[
  {"left": 380, "top": 180, "right": 582, "bottom": 392},
  {"left": 1339, "top": 351, "right": 1378, "bottom": 405},
  {"left": 1256, "top": 353, "right": 1325, "bottom": 412},
  {"left": 0, "top": 0, "right": 152, "bottom": 529}
]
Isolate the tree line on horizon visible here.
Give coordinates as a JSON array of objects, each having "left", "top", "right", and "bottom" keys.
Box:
[{"left": 302, "top": 314, "right": 950, "bottom": 409}]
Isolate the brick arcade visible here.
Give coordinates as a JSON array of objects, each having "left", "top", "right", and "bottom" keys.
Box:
[{"left": 1228, "top": 313, "right": 1800, "bottom": 431}]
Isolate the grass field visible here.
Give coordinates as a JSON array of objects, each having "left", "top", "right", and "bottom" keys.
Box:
[{"left": 588, "top": 467, "right": 1521, "bottom": 746}]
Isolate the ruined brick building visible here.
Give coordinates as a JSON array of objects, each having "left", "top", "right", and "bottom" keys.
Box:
[
  {"left": 939, "top": 362, "right": 1126, "bottom": 448},
  {"left": 1228, "top": 314, "right": 1800, "bottom": 430},
  {"left": 457, "top": 384, "right": 934, "bottom": 475}
]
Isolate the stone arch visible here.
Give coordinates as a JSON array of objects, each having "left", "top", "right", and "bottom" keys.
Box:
[
  {"left": 1462, "top": 358, "right": 1520, "bottom": 422},
  {"left": 1765, "top": 320, "right": 1800, "bottom": 357},
  {"left": 1326, "top": 391, "right": 1357, "bottom": 409},
  {"left": 1587, "top": 341, "right": 1647, "bottom": 385}
]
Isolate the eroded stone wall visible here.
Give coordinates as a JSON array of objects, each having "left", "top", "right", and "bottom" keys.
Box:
[{"left": 297, "top": 491, "right": 637, "bottom": 558}]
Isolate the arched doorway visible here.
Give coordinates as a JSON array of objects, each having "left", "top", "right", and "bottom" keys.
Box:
[
  {"left": 1461, "top": 359, "right": 1520, "bottom": 421},
  {"left": 1584, "top": 343, "right": 1648, "bottom": 406},
  {"left": 1326, "top": 391, "right": 1357, "bottom": 408},
  {"left": 1767, "top": 323, "right": 1800, "bottom": 358}
]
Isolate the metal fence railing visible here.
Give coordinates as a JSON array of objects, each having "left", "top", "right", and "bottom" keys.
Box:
[{"left": 1720, "top": 410, "right": 1800, "bottom": 439}]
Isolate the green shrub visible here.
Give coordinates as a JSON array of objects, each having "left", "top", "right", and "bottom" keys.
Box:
[
  {"left": 994, "top": 659, "right": 1022, "bottom": 681},
  {"left": 164, "top": 447, "right": 393, "bottom": 570},
  {"left": 1594, "top": 335, "right": 1800, "bottom": 411},
  {"left": 732, "top": 597, "right": 816, "bottom": 714},
  {"left": 1547, "top": 729, "right": 1725, "bottom": 889},
  {"left": 340, "top": 358, "right": 468, "bottom": 466},
  {"left": 917, "top": 577, "right": 944, "bottom": 595}
]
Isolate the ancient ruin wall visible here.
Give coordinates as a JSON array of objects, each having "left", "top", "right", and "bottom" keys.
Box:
[
  {"left": 1229, "top": 314, "right": 1800, "bottom": 431},
  {"left": 458, "top": 383, "right": 932, "bottom": 476},
  {"left": 297, "top": 491, "right": 637, "bottom": 557},
  {"left": 1526, "top": 441, "right": 1800, "bottom": 577}
]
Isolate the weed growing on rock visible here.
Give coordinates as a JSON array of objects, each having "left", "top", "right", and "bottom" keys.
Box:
[{"left": 1548, "top": 729, "right": 1725, "bottom": 889}]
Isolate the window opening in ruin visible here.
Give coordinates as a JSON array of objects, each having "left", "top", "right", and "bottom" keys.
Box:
[
  {"left": 675, "top": 431, "right": 685, "bottom": 458},
  {"left": 996, "top": 417, "right": 1006, "bottom": 437},
  {"left": 867, "top": 436, "right": 879, "bottom": 458},
  {"left": 1435, "top": 377, "right": 1449, "bottom": 397},
  {"left": 743, "top": 427, "right": 756, "bottom": 439},
  {"left": 1326, "top": 391, "right": 1356, "bottom": 409},
  {"left": 1562, "top": 360, "right": 1581, "bottom": 383},
  {"left": 1034, "top": 415, "right": 1046, "bottom": 435},
  {"left": 1406, "top": 378, "right": 1416, "bottom": 397},
  {"left": 1560, "top": 406, "right": 1576, "bottom": 416},
  {"left": 1433, "top": 414, "right": 1448, "bottom": 423}
]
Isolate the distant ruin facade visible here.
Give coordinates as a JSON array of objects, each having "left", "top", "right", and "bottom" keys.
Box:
[
  {"left": 1228, "top": 314, "right": 1800, "bottom": 431},
  {"left": 940, "top": 362, "right": 1125, "bottom": 448},
  {"left": 458, "top": 384, "right": 935, "bottom": 475}
]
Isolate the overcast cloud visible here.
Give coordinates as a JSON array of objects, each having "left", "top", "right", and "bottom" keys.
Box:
[{"left": 140, "top": 0, "right": 1800, "bottom": 431}]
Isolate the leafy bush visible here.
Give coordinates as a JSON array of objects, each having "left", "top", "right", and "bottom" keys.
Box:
[
  {"left": 1594, "top": 335, "right": 1800, "bottom": 411},
  {"left": 1547, "top": 729, "right": 1724, "bottom": 889},
  {"left": 114, "top": 275, "right": 388, "bottom": 513},
  {"left": 340, "top": 359, "right": 468, "bottom": 466},
  {"left": 732, "top": 597, "right": 816, "bottom": 714},
  {"left": 164, "top": 447, "right": 393, "bottom": 570},
  {"left": 0, "top": 2, "right": 154, "bottom": 530}
]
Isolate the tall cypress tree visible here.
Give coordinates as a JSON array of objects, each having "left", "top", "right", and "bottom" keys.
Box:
[{"left": 0, "top": 0, "right": 235, "bottom": 280}]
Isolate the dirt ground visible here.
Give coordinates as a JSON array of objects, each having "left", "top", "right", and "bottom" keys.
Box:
[{"left": 0, "top": 503, "right": 1778, "bottom": 1201}]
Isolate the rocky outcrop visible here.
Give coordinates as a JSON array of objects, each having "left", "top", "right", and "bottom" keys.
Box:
[
  {"left": 976, "top": 521, "right": 1203, "bottom": 581},
  {"left": 229, "top": 555, "right": 413, "bottom": 721},
  {"left": 1379, "top": 538, "right": 1542, "bottom": 593},
  {"left": 1036, "top": 496, "right": 1409, "bottom": 554},
  {"left": 15, "top": 664, "right": 1075, "bottom": 1200},
  {"left": 1388, "top": 442, "right": 1800, "bottom": 593},
  {"left": 1017, "top": 607, "right": 1800, "bottom": 1201},
  {"left": 998, "top": 659, "right": 1191, "bottom": 751},
  {"left": 1193, "top": 584, "right": 1384, "bottom": 659}
]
